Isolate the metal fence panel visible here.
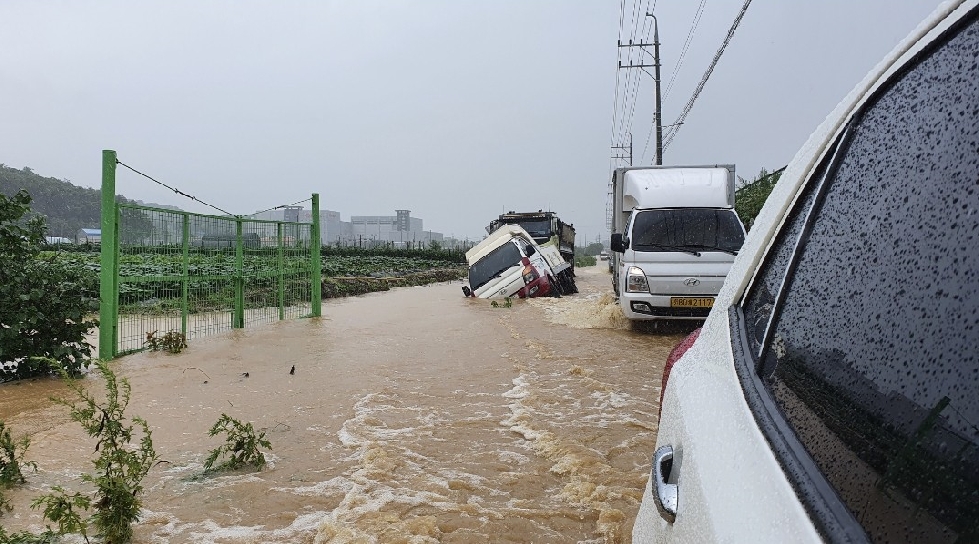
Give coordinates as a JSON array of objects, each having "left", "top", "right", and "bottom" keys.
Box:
[{"left": 100, "top": 150, "right": 321, "bottom": 357}]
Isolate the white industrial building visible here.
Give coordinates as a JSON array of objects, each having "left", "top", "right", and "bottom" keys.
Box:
[{"left": 249, "top": 207, "right": 443, "bottom": 247}]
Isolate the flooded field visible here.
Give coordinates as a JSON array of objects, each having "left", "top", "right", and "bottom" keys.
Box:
[{"left": 0, "top": 264, "right": 694, "bottom": 543}]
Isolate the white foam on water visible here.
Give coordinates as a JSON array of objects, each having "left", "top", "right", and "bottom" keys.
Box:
[{"left": 528, "top": 292, "right": 630, "bottom": 330}]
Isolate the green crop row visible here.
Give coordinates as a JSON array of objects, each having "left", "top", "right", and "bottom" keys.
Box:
[{"left": 40, "top": 251, "right": 465, "bottom": 311}]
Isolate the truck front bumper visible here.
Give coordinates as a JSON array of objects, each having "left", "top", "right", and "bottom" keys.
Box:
[{"left": 619, "top": 292, "right": 713, "bottom": 320}]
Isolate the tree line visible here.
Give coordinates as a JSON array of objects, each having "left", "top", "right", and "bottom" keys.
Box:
[{"left": 0, "top": 164, "right": 158, "bottom": 239}]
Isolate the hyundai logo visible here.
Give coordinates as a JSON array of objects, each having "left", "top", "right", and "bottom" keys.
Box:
[{"left": 683, "top": 278, "right": 700, "bottom": 287}]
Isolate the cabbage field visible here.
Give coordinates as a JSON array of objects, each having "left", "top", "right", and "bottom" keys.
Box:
[{"left": 42, "top": 248, "right": 466, "bottom": 312}]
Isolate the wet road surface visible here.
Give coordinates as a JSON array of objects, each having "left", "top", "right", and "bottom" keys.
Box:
[{"left": 0, "top": 264, "right": 695, "bottom": 543}]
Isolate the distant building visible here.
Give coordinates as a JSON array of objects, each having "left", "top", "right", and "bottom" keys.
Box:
[
  {"left": 248, "top": 208, "right": 443, "bottom": 247},
  {"left": 45, "top": 236, "right": 73, "bottom": 245},
  {"left": 76, "top": 228, "right": 101, "bottom": 244}
]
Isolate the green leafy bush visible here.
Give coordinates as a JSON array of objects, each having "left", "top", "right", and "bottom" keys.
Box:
[
  {"left": 204, "top": 414, "right": 271, "bottom": 473},
  {"left": 735, "top": 167, "right": 785, "bottom": 231},
  {"left": 44, "top": 359, "right": 158, "bottom": 543},
  {"left": 144, "top": 330, "right": 188, "bottom": 354},
  {"left": 0, "top": 420, "right": 37, "bottom": 516},
  {"left": 0, "top": 190, "right": 96, "bottom": 382}
]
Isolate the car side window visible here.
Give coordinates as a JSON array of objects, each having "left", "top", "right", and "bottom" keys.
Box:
[{"left": 740, "top": 10, "right": 979, "bottom": 543}]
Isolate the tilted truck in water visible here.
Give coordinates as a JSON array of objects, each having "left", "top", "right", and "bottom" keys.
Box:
[
  {"left": 462, "top": 224, "right": 573, "bottom": 299},
  {"left": 486, "top": 211, "right": 576, "bottom": 274},
  {"left": 609, "top": 165, "right": 746, "bottom": 321},
  {"left": 484, "top": 211, "right": 578, "bottom": 295}
]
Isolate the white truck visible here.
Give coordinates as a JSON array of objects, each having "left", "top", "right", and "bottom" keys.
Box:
[
  {"left": 462, "top": 224, "right": 569, "bottom": 299},
  {"left": 609, "top": 165, "right": 746, "bottom": 321}
]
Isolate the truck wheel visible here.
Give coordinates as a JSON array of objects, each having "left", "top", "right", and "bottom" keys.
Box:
[
  {"left": 550, "top": 275, "right": 563, "bottom": 297},
  {"left": 562, "top": 272, "right": 578, "bottom": 294}
]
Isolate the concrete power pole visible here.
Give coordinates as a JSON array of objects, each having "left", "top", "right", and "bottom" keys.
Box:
[{"left": 617, "top": 12, "right": 663, "bottom": 165}]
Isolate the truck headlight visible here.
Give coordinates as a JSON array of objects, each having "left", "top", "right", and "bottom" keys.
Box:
[
  {"left": 626, "top": 266, "right": 649, "bottom": 293},
  {"left": 522, "top": 265, "right": 538, "bottom": 284}
]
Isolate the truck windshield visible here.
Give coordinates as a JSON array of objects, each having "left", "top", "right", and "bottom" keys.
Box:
[
  {"left": 469, "top": 241, "right": 523, "bottom": 291},
  {"left": 513, "top": 220, "right": 551, "bottom": 238},
  {"left": 631, "top": 208, "right": 745, "bottom": 254}
]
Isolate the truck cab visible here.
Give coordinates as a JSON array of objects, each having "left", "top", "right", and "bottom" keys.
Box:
[
  {"left": 610, "top": 166, "right": 745, "bottom": 320},
  {"left": 463, "top": 225, "right": 559, "bottom": 299}
]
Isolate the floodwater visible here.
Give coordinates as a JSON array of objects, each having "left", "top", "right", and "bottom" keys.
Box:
[{"left": 0, "top": 264, "right": 695, "bottom": 543}]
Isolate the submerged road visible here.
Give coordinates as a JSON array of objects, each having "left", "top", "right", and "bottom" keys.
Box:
[{"left": 0, "top": 263, "right": 692, "bottom": 543}]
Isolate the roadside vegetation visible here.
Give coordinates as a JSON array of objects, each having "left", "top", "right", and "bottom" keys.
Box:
[
  {"left": 0, "top": 190, "right": 96, "bottom": 383},
  {"left": 735, "top": 167, "right": 785, "bottom": 231}
]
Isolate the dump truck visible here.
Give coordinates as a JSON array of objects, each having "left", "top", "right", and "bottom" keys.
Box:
[{"left": 487, "top": 211, "right": 576, "bottom": 274}]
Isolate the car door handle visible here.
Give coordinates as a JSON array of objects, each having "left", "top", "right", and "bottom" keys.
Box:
[{"left": 653, "top": 445, "right": 678, "bottom": 519}]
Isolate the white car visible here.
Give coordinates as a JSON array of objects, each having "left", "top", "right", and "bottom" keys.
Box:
[{"left": 633, "top": 1, "right": 979, "bottom": 542}]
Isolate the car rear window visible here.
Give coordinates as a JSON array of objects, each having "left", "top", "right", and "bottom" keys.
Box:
[{"left": 739, "top": 9, "right": 979, "bottom": 543}]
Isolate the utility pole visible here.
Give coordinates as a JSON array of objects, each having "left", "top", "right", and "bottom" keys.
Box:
[
  {"left": 611, "top": 132, "right": 633, "bottom": 165},
  {"left": 649, "top": 12, "right": 662, "bottom": 165},
  {"left": 618, "top": 13, "right": 663, "bottom": 165}
]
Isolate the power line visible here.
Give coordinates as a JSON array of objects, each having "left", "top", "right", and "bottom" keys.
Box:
[
  {"left": 609, "top": 0, "right": 627, "bottom": 151},
  {"left": 664, "top": 0, "right": 753, "bottom": 151},
  {"left": 116, "top": 160, "right": 234, "bottom": 216},
  {"left": 251, "top": 197, "right": 313, "bottom": 217},
  {"left": 618, "top": 0, "right": 654, "bottom": 143},
  {"left": 663, "top": 0, "right": 707, "bottom": 100},
  {"left": 614, "top": 0, "right": 650, "bottom": 147}
]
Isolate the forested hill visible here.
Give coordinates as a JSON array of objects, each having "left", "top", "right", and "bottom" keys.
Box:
[{"left": 0, "top": 164, "right": 179, "bottom": 238}]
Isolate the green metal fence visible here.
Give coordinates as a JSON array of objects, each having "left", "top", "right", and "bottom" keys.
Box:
[{"left": 99, "top": 150, "right": 322, "bottom": 358}]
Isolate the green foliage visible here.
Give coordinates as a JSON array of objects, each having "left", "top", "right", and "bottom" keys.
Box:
[
  {"left": 575, "top": 255, "right": 597, "bottom": 268},
  {"left": 47, "top": 359, "right": 158, "bottom": 543},
  {"left": 490, "top": 297, "right": 513, "bottom": 308},
  {"left": 582, "top": 242, "right": 605, "bottom": 256},
  {"left": 42, "top": 249, "right": 465, "bottom": 313},
  {"left": 0, "top": 164, "right": 153, "bottom": 240},
  {"left": 204, "top": 414, "right": 271, "bottom": 473},
  {"left": 0, "top": 526, "right": 59, "bottom": 544},
  {"left": 0, "top": 421, "right": 37, "bottom": 514},
  {"left": 0, "top": 191, "right": 96, "bottom": 383},
  {"left": 31, "top": 487, "right": 90, "bottom": 540},
  {"left": 144, "top": 330, "right": 188, "bottom": 354},
  {"left": 735, "top": 167, "right": 785, "bottom": 231}
]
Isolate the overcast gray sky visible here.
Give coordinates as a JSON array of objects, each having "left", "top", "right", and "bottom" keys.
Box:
[{"left": 1, "top": 1, "right": 941, "bottom": 242}]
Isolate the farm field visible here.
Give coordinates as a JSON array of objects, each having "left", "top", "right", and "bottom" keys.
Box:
[{"left": 40, "top": 248, "right": 467, "bottom": 312}]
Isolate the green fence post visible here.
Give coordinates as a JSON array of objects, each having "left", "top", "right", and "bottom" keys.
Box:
[
  {"left": 234, "top": 218, "right": 244, "bottom": 328},
  {"left": 311, "top": 193, "right": 321, "bottom": 317},
  {"left": 277, "top": 222, "right": 284, "bottom": 320},
  {"left": 181, "top": 213, "right": 190, "bottom": 336},
  {"left": 99, "top": 150, "right": 118, "bottom": 360}
]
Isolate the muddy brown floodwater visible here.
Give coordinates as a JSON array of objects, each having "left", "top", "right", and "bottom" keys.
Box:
[{"left": 0, "top": 263, "right": 695, "bottom": 543}]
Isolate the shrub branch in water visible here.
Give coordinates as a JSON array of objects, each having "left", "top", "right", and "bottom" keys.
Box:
[
  {"left": 204, "top": 414, "right": 271, "bottom": 473},
  {"left": 0, "top": 420, "right": 37, "bottom": 515},
  {"left": 42, "top": 359, "right": 158, "bottom": 544}
]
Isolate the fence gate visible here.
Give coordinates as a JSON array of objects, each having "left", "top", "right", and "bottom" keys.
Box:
[{"left": 99, "top": 150, "right": 322, "bottom": 358}]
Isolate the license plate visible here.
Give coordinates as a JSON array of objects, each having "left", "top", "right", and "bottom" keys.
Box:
[{"left": 671, "top": 297, "right": 714, "bottom": 308}]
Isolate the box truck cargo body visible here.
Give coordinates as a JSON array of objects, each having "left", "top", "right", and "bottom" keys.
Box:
[{"left": 609, "top": 165, "right": 745, "bottom": 321}]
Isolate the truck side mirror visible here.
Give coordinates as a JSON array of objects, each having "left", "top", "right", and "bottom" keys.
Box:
[
  {"left": 525, "top": 245, "right": 537, "bottom": 257},
  {"left": 610, "top": 233, "right": 627, "bottom": 253}
]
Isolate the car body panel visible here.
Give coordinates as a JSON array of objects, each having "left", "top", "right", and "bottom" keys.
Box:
[
  {"left": 633, "top": 1, "right": 978, "bottom": 541},
  {"left": 635, "top": 312, "right": 822, "bottom": 543}
]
